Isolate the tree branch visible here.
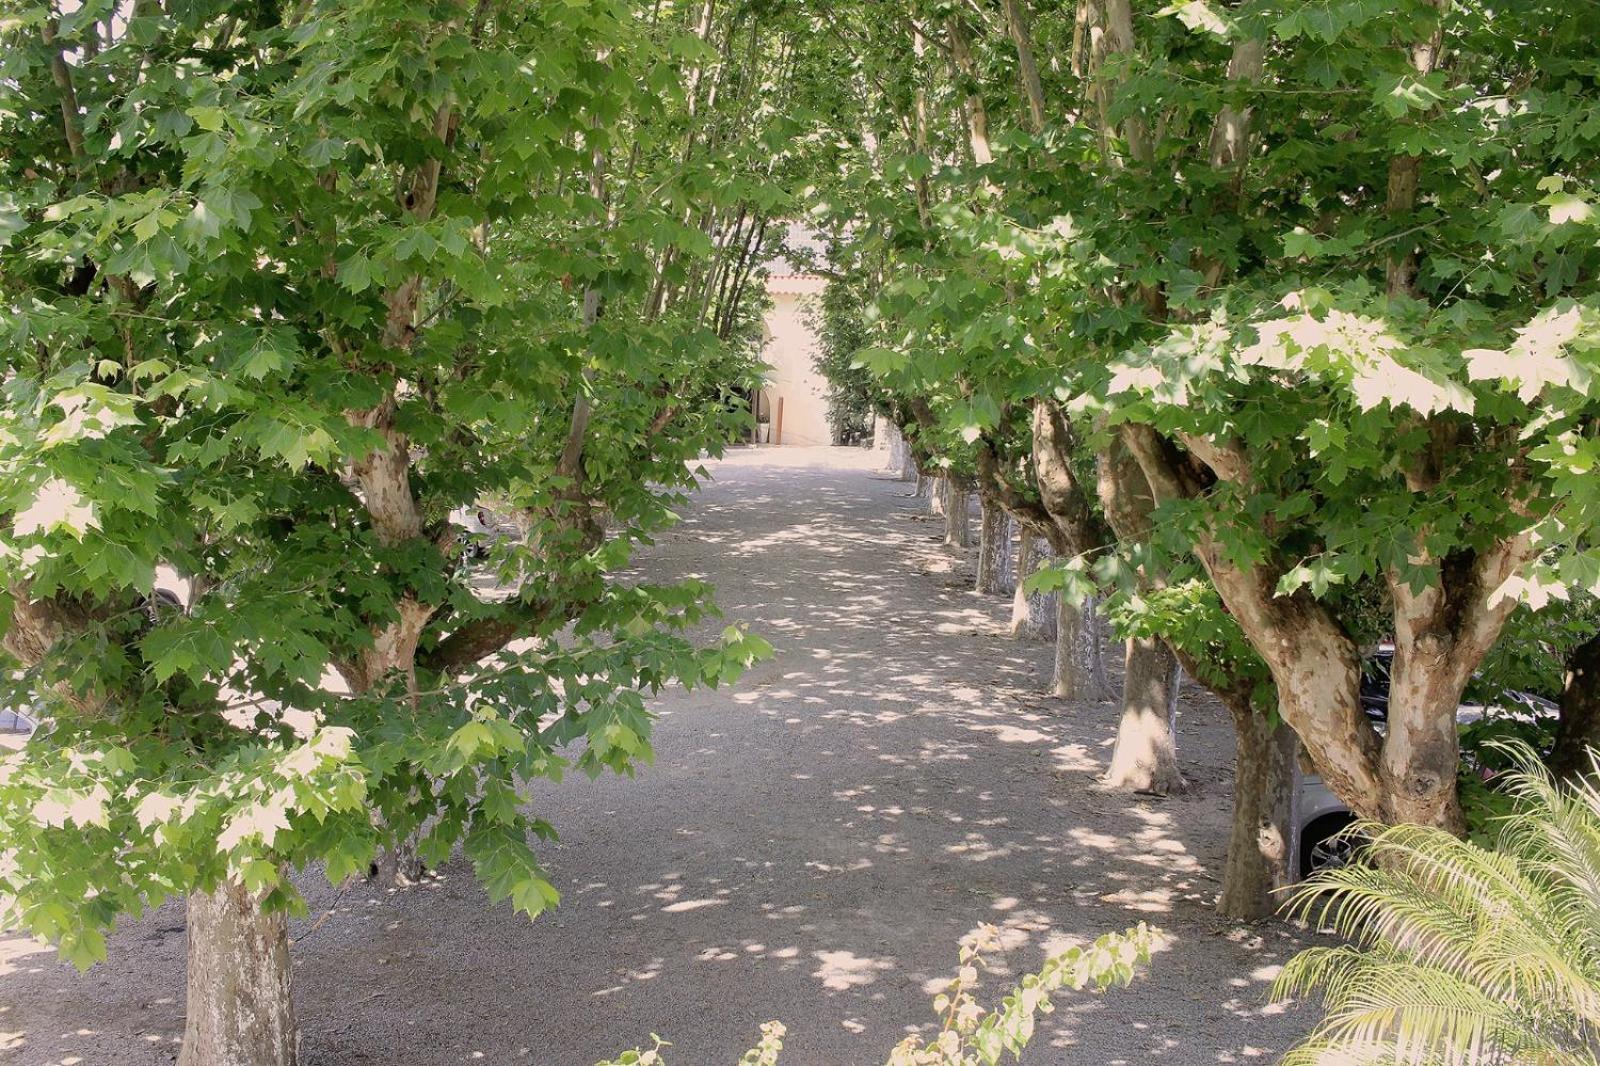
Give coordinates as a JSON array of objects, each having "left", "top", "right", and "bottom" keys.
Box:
[
  {"left": 974, "top": 434, "right": 1059, "bottom": 547},
  {"left": 41, "top": 20, "right": 85, "bottom": 162},
  {"left": 1031, "top": 400, "right": 1113, "bottom": 554},
  {"left": 1001, "top": 0, "right": 1047, "bottom": 134}
]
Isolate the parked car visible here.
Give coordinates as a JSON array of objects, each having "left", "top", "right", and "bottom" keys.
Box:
[
  {"left": 0, "top": 706, "right": 35, "bottom": 752},
  {"left": 1289, "top": 648, "right": 1557, "bottom": 878}
]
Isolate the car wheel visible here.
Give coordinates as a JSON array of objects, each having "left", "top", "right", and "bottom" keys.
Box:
[{"left": 1300, "top": 813, "right": 1362, "bottom": 880}]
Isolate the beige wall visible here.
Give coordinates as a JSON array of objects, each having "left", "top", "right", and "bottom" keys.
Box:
[{"left": 760, "top": 285, "right": 833, "bottom": 447}]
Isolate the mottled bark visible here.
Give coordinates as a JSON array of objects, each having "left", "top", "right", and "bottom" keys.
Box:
[
  {"left": 1383, "top": 1, "right": 1447, "bottom": 299},
  {"left": 944, "top": 480, "right": 972, "bottom": 549},
  {"left": 1095, "top": 434, "right": 1186, "bottom": 793},
  {"left": 1123, "top": 421, "right": 1537, "bottom": 831},
  {"left": 1, "top": 582, "right": 110, "bottom": 715},
  {"left": 1001, "top": 0, "right": 1047, "bottom": 133},
  {"left": 1103, "top": 636, "right": 1184, "bottom": 793},
  {"left": 1010, "top": 528, "right": 1047, "bottom": 639},
  {"left": 1217, "top": 705, "right": 1297, "bottom": 920},
  {"left": 179, "top": 880, "right": 296, "bottom": 1066},
  {"left": 1032, "top": 401, "right": 1111, "bottom": 554},
  {"left": 884, "top": 423, "right": 917, "bottom": 481},
  {"left": 1552, "top": 633, "right": 1600, "bottom": 781},
  {"left": 1052, "top": 594, "right": 1087, "bottom": 698},
  {"left": 946, "top": 15, "right": 993, "bottom": 165},
  {"left": 975, "top": 496, "right": 1007, "bottom": 593},
  {"left": 899, "top": 444, "right": 920, "bottom": 483},
  {"left": 1084, "top": 596, "right": 1111, "bottom": 699},
  {"left": 1382, "top": 539, "right": 1534, "bottom": 832}
]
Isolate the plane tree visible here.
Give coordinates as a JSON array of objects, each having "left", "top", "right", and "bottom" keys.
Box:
[
  {"left": 1083, "top": 0, "right": 1600, "bottom": 832},
  {"left": 0, "top": 1, "right": 773, "bottom": 1063}
]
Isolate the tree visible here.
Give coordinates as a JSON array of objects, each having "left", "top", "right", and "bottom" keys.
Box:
[
  {"left": 1096, "top": 0, "right": 1600, "bottom": 832},
  {"left": 0, "top": 1, "right": 773, "bottom": 1062},
  {"left": 822, "top": 0, "right": 1600, "bottom": 843},
  {"left": 808, "top": 258, "right": 877, "bottom": 445},
  {"left": 782, "top": 0, "right": 1600, "bottom": 918}
]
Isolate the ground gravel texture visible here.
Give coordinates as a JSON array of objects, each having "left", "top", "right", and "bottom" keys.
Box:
[{"left": 1, "top": 446, "right": 1319, "bottom": 1066}]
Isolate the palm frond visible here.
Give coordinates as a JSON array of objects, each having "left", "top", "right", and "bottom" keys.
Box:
[{"left": 1277, "top": 744, "right": 1600, "bottom": 1066}]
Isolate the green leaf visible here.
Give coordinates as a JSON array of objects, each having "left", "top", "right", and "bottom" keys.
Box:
[{"left": 337, "top": 252, "right": 373, "bottom": 294}]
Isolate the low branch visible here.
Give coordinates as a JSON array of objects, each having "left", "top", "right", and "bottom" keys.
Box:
[
  {"left": 1175, "top": 430, "right": 1250, "bottom": 486},
  {"left": 41, "top": 20, "right": 85, "bottom": 161},
  {"left": 1031, "top": 400, "right": 1113, "bottom": 553},
  {"left": 974, "top": 435, "right": 1060, "bottom": 550},
  {"left": 419, "top": 592, "right": 580, "bottom": 677},
  {"left": 1001, "top": 0, "right": 1047, "bottom": 133}
]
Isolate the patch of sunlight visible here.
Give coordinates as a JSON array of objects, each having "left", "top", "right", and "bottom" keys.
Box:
[
  {"left": 0, "top": 933, "right": 49, "bottom": 978},
  {"left": 970, "top": 723, "right": 1054, "bottom": 744},
  {"left": 592, "top": 958, "right": 665, "bottom": 997},
  {"left": 1096, "top": 886, "right": 1173, "bottom": 913},
  {"left": 661, "top": 898, "right": 725, "bottom": 913},
  {"left": 1066, "top": 827, "right": 1121, "bottom": 851},
  {"left": 945, "top": 833, "right": 1019, "bottom": 861},
  {"left": 812, "top": 949, "right": 894, "bottom": 990},
  {"left": 1050, "top": 743, "right": 1100, "bottom": 772}
]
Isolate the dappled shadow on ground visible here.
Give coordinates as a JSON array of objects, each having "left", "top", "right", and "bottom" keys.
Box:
[{"left": 1, "top": 446, "right": 1316, "bottom": 1066}]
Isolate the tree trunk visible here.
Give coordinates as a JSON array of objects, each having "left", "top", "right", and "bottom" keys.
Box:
[
  {"left": 1085, "top": 595, "right": 1112, "bottom": 699},
  {"left": 1380, "top": 556, "right": 1535, "bottom": 834},
  {"left": 1120, "top": 423, "right": 1386, "bottom": 819},
  {"left": 930, "top": 475, "right": 947, "bottom": 515},
  {"left": 914, "top": 471, "right": 930, "bottom": 498},
  {"left": 1552, "top": 633, "right": 1600, "bottom": 781},
  {"left": 1010, "top": 528, "right": 1046, "bottom": 638},
  {"left": 882, "top": 421, "right": 903, "bottom": 473},
  {"left": 370, "top": 828, "right": 425, "bottom": 885},
  {"left": 1380, "top": 652, "right": 1468, "bottom": 833},
  {"left": 179, "top": 880, "right": 297, "bottom": 1066},
  {"left": 944, "top": 480, "right": 972, "bottom": 549},
  {"left": 1052, "top": 593, "right": 1086, "bottom": 698},
  {"left": 886, "top": 424, "right": 918, "bottom": 482},
  {"left": 336, "top": 597, "right": 434, "bottom": 884},
  {"left": 975, "top": 497, "right": 1006, "bottom": 593},
  {"left": 1104, "top": 636, "right": 1185, "bottom": 793},
  {"left": 1001, "top": 0, "right": 1048, "bottom": 134},
  {"left": 899, "top": 439, "right": 919, "bottom": 482},
  {"left": 1217, "top": 707, "right": 1297, "bottom": 920}
]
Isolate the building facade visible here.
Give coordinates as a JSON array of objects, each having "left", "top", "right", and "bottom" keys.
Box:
[{"left": 755, "top": 271, "right": 833, "bottom": 446}]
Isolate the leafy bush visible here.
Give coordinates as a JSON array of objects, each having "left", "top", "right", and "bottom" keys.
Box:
[
  {"left": 808, "top": 272, "right": 878, "bottom": 446},
  {"left": 1275, "top": 746, "right": 1600, "bottom": 1064},
  {"left": 598, "top": 923, "right": 1162, "bottom": 1066}
]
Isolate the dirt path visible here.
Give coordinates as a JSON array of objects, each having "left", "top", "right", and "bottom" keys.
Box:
[{"left": 1, "top": 447, "right": 1316, "bottom": 1065}]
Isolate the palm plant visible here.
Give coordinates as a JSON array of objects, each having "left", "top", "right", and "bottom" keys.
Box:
[{"left": 1275, "top": 746, "right": 1600, "bottom": 1065}]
